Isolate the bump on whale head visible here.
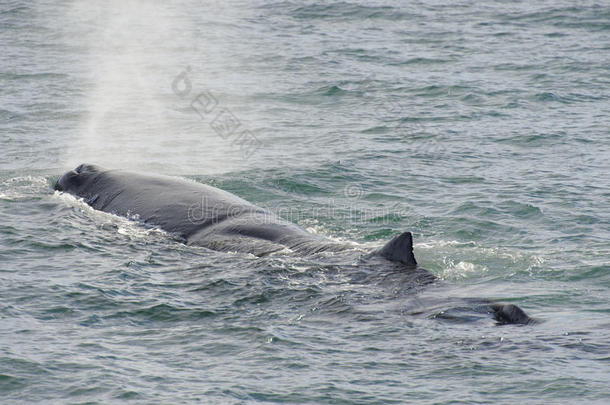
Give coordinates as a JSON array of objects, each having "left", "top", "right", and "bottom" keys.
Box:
[{"left": 55, "top": 163, "right": 104, "bottom": 193}]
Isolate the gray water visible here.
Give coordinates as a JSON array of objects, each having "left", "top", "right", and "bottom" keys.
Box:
[{"left": 1, "top": 0, "right": 609, "bottom": 403}]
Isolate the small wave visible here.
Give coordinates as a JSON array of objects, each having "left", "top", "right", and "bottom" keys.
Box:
[
  {"left": 500, "top": 200, "right": 544, "bottom": 219},
  {"left": 267, "top": 176, "right": 330, "bottom": 196},
  {"left": 0, "top": 5, "right": 29, "bottom": 16},
  {"left": 535, "top": 92, "right": 563, "bottom": 102},
  {"left": 391, "top": 57, "right": 452, "bottom": 66},
  {"left": 0, "top": 72, "right": 68, "bottom": 80},
  {"left": 564, "top": 265, "right": 609, "bottom": 282},
  {"left": 493, "top": 132, "right": 567, "bottom": 147},
  {"left": 0, "top": 373, "right": 25, "bottom": 391},
  {"left": 108, "top": 303, "right": 217, "bottom": 323},
  {"left": 290, "top": 2, "right": 396, "bottom": 20},
  {"left": 0, "top": 175, "right": 50, "bottom": 201},
  {"left": 360, "top": 126, "right": 390, "bottom": 134},
  {"left": 318, "top": 85, "right": 347, "bottom": 96},
  {"left": 309, "top": 294, "right": 353, "bottom": 317},
  {"left": 0, "top": 109, "right": 21, "bottom": 120}
]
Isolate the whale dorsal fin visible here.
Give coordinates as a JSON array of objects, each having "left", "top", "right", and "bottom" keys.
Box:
[{"left": 378, "top": 231, "right": 417, "bottom": 267}]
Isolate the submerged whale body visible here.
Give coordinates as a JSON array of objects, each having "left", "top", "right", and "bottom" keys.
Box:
[{"left": 55, "top": 164, "right": 535, "bottom": 325}]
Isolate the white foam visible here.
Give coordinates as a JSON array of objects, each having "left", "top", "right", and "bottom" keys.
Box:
[
  {"left": 0, "top": 175, "right": 50, "bottom": 200},
  {"left": 53, "top": 191, "right": 170, "bottom": 242},
  {"left": 440, "top": 259, "right": 488, "bottom": 280}
]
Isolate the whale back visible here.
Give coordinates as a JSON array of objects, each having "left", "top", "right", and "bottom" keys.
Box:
[
  {"left": 56, "top": 165, "right": 421, "bottom": 263},
  {"left": 55, "top": 164, "right": 265, "bottom": 241},
  {"left": 55, "top": 164, "right": 333, "bottom": 253}
]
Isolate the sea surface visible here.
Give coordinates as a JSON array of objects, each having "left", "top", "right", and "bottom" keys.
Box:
[{"left": 1, "top": 0, "right": 609, "bottom": 403}]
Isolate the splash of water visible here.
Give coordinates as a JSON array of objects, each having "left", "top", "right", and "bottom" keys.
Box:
[
  {"left": 59, "top": 0, "right": 253, "bottom": 175},
  {"left": 60, "top": 1, "right": 180, "bottom": 170}
]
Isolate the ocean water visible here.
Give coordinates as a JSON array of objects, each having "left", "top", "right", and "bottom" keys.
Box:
[{"left": 1, "top": 0, "right": 609, "bottom": 403}]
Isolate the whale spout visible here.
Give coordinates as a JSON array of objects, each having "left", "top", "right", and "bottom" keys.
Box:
[{"left": 378, "top": 231, "right": 417, "bottom": 267}]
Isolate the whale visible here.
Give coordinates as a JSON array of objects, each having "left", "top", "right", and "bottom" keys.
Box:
[{"left": 55, "top": 164, "right": 535, "bottom": 325}]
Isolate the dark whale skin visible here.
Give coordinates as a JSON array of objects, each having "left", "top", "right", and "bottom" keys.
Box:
[
  {"left": 55, "top": 164, "right": 536, "bottom": 325},
  {"left": 55, "top": 164, "right": 346, "bottom": 256}
]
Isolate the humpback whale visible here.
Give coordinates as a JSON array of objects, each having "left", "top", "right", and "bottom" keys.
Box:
[{"left": 55, "top": 164, "right": 535, "bottom": 325}]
